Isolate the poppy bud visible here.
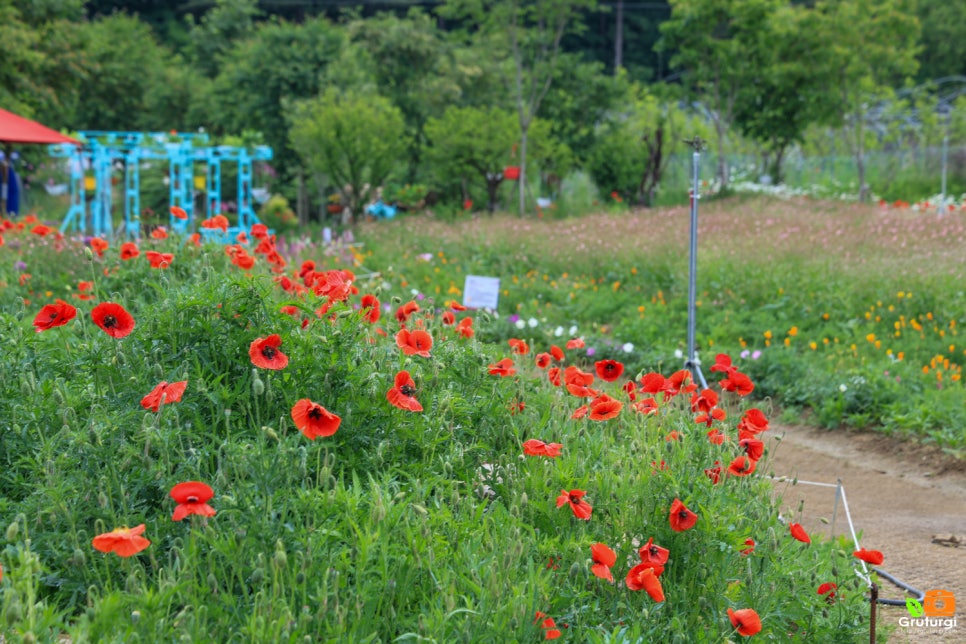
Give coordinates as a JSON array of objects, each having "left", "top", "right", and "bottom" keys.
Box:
[
  {"left": 274, "top": 540, "right": 288, "bottom": 569},
  {"left": 72, "top": 548, "right": 86, "bottom": 567},
  {"left": 98, "top": 491, "right": 109, "bottom": 508},
  {"left": 252, "top": 377, "right": 265, "bottom": 396},
  {"left": 131, "top": 611, "right": 141, "bottom": 624},
  {"left": 296, "top": 572, "right": 306, "bottom": 585},
  {"left": 208, "top": 573, "right": 219, "bottom": 594},
  {"left": 412, "top": 504, "right": 428, "bottom": 516},
  {"left": 53, "top": 383, "right": 66, "bottom": 402},
  {"left": 251, "top": 568, "right": 264, "bottom": 584},
  {"left": 142, "top": 413, "right": 155, "bottom": 430},
  {"left": 391, "top": 296, "right": 402, "bottom": 305},
  {"left": 451, "top": 490, "right": 460, "bottom": 507},
  {"left": 520, "top": 492, "right": 528, "bottom": 507},
  {"left": 152, "top": 363, "right": 164, "bottom": 378},
  {"left": 84, "top": 246, "right": 94, "bottom": 260},
  {"left": 6, "top": 597, "right": 22, "bottom": 624},
  {"left": 6, "top": 520, "right": 19, "bottom": 541},
  {"left": 261, "top": 426, "right": 279, "bottom": 442},
  {"left": 325, "top": 452, "right": 336, "bottom": 469},
  {"left": 125, "top": 573, "right": 140, "bottom": 594},
  {"left": 569, "top": 562, "right": 582, "bottom": 579}
]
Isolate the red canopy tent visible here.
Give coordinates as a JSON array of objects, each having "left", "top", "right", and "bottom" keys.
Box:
[{"left": 1, "top": 108, "right": 78, "bottom": 215}]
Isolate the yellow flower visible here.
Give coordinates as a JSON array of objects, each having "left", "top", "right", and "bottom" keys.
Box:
[
  {"left": 897, "top": 352, "right": 904, "bottom": 361},
  {"left": 809, "top": 341, "right": 817, "bottom": 350},
  {"left": 866, "top": 333, "right": 876, "bottom": 342},
  {"left": 784, "top": 338, "right": 791, "bottom": 347},
  {"left": 764, "top": 330, "right": 773, "bottom": 340},
  {"left": 788, "top": 326, "right": 799, "bottom": 336},
  {"left": 822, "top": 313, "right": 830, "bottom": 320}
]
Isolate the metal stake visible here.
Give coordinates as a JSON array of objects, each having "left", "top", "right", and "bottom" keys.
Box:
[{"left": 683, "top": 137, "right": 708, "bottom": 389}]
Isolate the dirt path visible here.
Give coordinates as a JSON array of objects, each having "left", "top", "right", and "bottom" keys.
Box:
[{"left": 766, "top": 424, "right": 965, "bottom": 643}]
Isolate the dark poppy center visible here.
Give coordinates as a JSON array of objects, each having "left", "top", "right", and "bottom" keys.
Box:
[
  {"left": 187, "top": 495, "right": 198, "bottom": 503},
  {"left": 400, "top": 384, "right": 416, "bottom": 396},
  {"left": 103, "top": 315, "right": 117, "bottom": 328},
  {"left": 49, "top": 312, "right": 58, "bottom": 320},
  {"left": 308, "top": 407, "right": 323, "bottom": 420},
  {"left": 678, "top": 509, "right": 690, "bottom": 519},
  {"left": 605, "top": 363, "right": 615, "bottom": 372},
  {"left": 649, "top": 546, "right": 659, "bottom": 557},
  {"left": 569, "top": 494, "right": 581, "bottom": 504},
  {"left": 261, "top": 346, "right": 276, "bottom": 359}
]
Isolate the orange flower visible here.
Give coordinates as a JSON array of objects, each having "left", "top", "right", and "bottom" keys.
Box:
[
  {"left": 594, "top": 359, "right": 624, "bottom": 382},
  {"left": 590, "top": 543, "right": 616, "bottom": 583},
  {"left": 202, "top": 215, "right": 229, "bottom": 232},
  {"left": 522, "top": 439, "right": 562, "bottom": 458},
  {"left": 728, "top": 607, "right": 762, "bottom": 636},
  {"left": 91, "top": 524, "right": 151, "bottom": 557},
  {"left": 170, "top": 205, "right": 188, "bottom": 220},
  {"left": 119, "top": 241, "right": 140, "bottom": 260},
  {"left": 291, "top": 399, "right": 342, "bottom": 439},
  {"left": 170, "top": 481, "right": 216, "bottom": 521},
  {"left": 33, "top": 299, "right": 77, "bottom": 332},
  {"left": 387, "top": 370, "right": 423, "bottom": 412},
  {"left": 488, "top": 358, "right": 516, "bottom": 377},
  {"left": 91, "top": 302, "right": 135, "bottom": 338},
  {"left": 707, "top": 429, "right": 726, "bottom": 444},
  {"left": 556, "top": 489, "right": 592, "bottom": 520},
  {"left": 249, "top": 334, "right": 288, "bottom": 370},
  {"left": 853, "top": 548, "right": 884, "bottom": 565},
  {"left": 90, "top": 237, "right": 109, "bottom": 257},
  {"left": 141, "top": 381, "right": 188, "bottom": 413},
  {"left": 626, "top": 564, "right": 665, "bottom": 601},
  {"left": 669, "top": 498, "right": 697, "bottom": 532},
  {"left": 790, "top": 523, "right": 810, "bottom": 544},
  {"left": 396, "top": 328, "right": 433, "bottom": 357}
]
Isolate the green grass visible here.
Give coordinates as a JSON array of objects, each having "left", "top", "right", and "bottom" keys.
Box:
[{"left": 0, "top": 212, "right": 876, "bottom": 641}]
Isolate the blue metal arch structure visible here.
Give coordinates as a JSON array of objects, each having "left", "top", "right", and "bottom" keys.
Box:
[{"left": 49, "top": 131, "right": 272, "bottom": 240}]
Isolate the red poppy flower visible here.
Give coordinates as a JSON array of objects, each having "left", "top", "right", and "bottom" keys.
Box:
[
  {"left": 564, "top": 366, "right": 597, "bottom": 397},
  {"left": 119, "top": 242, "right": 140, "bottom": 260},
  {"left": 523, "top": 439, "right": 562, "bottom": 457},
  {"left": 556, "top": 489, "right": 592, "bottom": 520},
  {"left": 638, "top": 537, "right": 669, "bottom": 566},
  {"left": 547, "top": 367, "right": 562, "bottom": 386},
  {"left": 188, "top": 232, "right": 201, "bottom": 247},
  {"left": 728, "top": 608, "right": 762, "bottom": 636},
  {"left": 594, "top": 359, "right": 624, "bottom": 382},
  {"left": 249, "top": 334, "right": 288, "bottom": 370},
  {"left": 740, "top": 538, "right": 756, "bottom": 555},
  {"left": 146, "top": 250, "right": 174, "bottom": 269},
  {"left": 721, "top": 371, "right": 755, "bottom": 396},
  {"left": 33, "top": 299, "right": 77, "bottom": 332},
  {"left": 739, "top": 438, "right": 765, "bottom": 461},
  {"left": 291, "top": 399, "right": 342, "bottom": 439},
  {"left": 447, "top": 300, "right": 467, "bottom": 311},
  {"left": 535, "top": 352, "right": 552, "bottom": 369},
  {"left": 441, "top": 310, "right": 455, "bottom": 325},
  {"left": 550, "top": 345, "right": 565, "bottom": 361},
  {"left": 387, "top": 370, "right": 423, "bottom": 412},
  {"left": 738, "top": 408, "right": 769, "bottom": 434},
  {"left": 395, "top": 300, "right": 420, "bottom": 323},
  {"left": 571, "top": 405, "right": 589, "bottom": 419},
  {"left": 396, "top": 328, "right": 433, "bottom": 357},
  {"left": 170, "top": 481, "right": 216, "bottom": 521},
  {"left": 589, "top": 394, "right": 623, "bottom": 421},
  {"left": 141, "top": 381, "right": 188, "bottom": 413},
  {"left": 91, "top": 302, "right": 136, "bottom": 338},
  {"left": 508, "top": 338, "right": 529, "bottom": 355},
  {"left": 590, "top": 543, "right": 617, "bottom": 583},
  {"left": 705, "top": 462, "right": 722, "bottom": 484},
  {"left": 790, "top": 523, "right": 811, "bottom": 544},
  {"left": 533, "top": 612, "right": 561, "bottom": 640},
  {"left": 566, "top": 337, "right": 585, "bottom": 349},
  {"left": 639, "top": 372, "right": 666, "bottom": 393},
  {"left": 488, "top": 358, "right": 516, "bottom": 377},
  {"left": 853, "top": 548, "right": 884, "bottom": 565},
  {"left": 669, "top": 498, "right": 697, "bottom": 532},
  {"left": 710, "top": 353, "right": 738, "bottom": 376},
  {"left": 91, "top": 524, "right": 151, "bottom": 557},
  {"left": 359, "top": 294, "right": 380, "bottom": 324},
  {"left": 728, "top": 455, "right": 757, "bottom": 477},
  {"left": 817, "top": 582, "right": 838, "bottom": 603},
  {"left": 707, "top": 429, "right": 726, "bottom": 444},
  {"left": 151, "top": 227, "right": 168, "bottom": 240},
  {"left": 633, "top": 398, "right": 659, "bottom": 415},
  {"left": 170, "top": 205, "right": 188, "bottom": 220},
  {"left": 31, "top": 224, "right": 51, "bottom": 236},
  {"left": 455, "top": 317, "right": 474, "bottom": 338},
  {"left": 202, "top": 215, "right": 229, "bottom": 232},
  {"left": 90, "top": 237, "right": 109, "bottom": 257},
  {"left": 665, "top": 370, "right": 697, "bottom": 398},
  {"left": 509, "top": 400, "right": 524, "bottom": 413},
  {"left": 691, "top": 388, "right": 718, "bottom": 413},
  {"left": 626, "top": 564, "right": 665, "bottom": 601},
  {"left": 695, "top": 407, "right": 726, "bottom": 426},
  {"left": 622, "top": 380, "right": 638, "bottom": 400}
]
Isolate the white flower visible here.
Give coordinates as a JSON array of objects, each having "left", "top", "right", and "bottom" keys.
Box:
[
  {"left": 527, "top": 317, "right": 538, "bottom": 328},
  {"left": 410, "top": 289, "right": 419, "bottom": 296},
  {"left": 515, "top": 319, "right": 525, "bottom": 329},
  {"left": 674, "top": 349, "right": 683, "bottom": 359},
  {"left": 839, "top": 384, "right": 848, "bottom": 393},
  {"left": 554, "top": 326, "right": 564, "bottom": 337},
  {"left": 569, "top": 325, "right": 578, "bottom": 336},
  {"left": 622, "top": 342, "right": 634, "bottom": 353}
]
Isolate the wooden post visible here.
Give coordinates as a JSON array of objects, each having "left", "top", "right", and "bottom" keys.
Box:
[{"left": 869, "top": 582, "right": 878, "bottom": 644}]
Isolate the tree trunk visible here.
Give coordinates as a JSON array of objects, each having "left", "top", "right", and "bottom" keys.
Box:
[
  {"left": 517, "top": 128, "right": 529, "bottom": 217},
  {"left": 486, "top": 178, "right": 501, "bottom": 214},
  {"left": 297, "top": 169, "right": 308, "bottom": 227}
]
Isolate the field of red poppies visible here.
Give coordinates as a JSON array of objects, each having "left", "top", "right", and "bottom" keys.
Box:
[{"left": 0, "top": 206, "right": 886, "bottom": 641}]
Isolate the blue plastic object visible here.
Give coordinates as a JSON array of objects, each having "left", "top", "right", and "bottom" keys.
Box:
[{"left": 366, "top": 200, "right": 397, "bottom": 219}]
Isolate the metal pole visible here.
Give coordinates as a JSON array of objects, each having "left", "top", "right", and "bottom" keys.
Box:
[
  {"left": 684, "top": 137, "right": 708, "bottom": 389},
  {"left": 938, "top": 124, "right": 949, "bottom": 217}
]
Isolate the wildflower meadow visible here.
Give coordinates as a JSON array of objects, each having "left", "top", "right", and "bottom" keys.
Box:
[{"left": 0, "top": 199, "right": 904, "bottom": 641}]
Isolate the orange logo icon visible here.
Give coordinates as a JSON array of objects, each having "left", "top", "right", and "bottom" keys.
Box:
[{"left": 923, "top": 589, "right": 955, "bottom": 617}]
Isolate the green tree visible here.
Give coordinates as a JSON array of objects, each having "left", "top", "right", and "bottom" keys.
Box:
[
  {"left": 916, "top": 2, "right": 966, "bottom": 81},
  {"left": 188, "top": 0, "right": 261, "bottom": 78},
  {"left": 289, "top": 89, "right": 408, "bottom": 224},
  {"left": 658, "top": 0, "right": 779, "bottom": 188},
  {"left": 442, "top": 0, "right": 596, "bottom": 216},
  {"left": 816, "top": 0, "right": 920, "bottom": 201}
]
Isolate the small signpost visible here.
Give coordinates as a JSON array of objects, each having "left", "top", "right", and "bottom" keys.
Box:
[{"left": 463, "top": 275, "right": 500, "bottom": 310}]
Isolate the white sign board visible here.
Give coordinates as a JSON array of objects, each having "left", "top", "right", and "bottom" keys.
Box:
[{"left": 463, "top": 275, "right": 500, "bottom": 310}]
